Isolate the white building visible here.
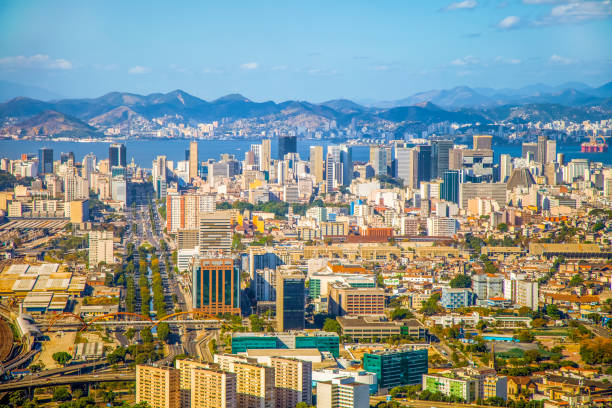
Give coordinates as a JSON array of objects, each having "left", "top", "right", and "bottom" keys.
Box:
[
  {"left": 317, "top": 377, "right": 370, "bottom": 408},
  {"left": 89, "top": 230, "right": 114, "bottom": 266}
]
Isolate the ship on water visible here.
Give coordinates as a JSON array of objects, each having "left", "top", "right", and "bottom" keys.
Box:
[{"left": 581, "top": 135, "right": 609, "bottom": 153}]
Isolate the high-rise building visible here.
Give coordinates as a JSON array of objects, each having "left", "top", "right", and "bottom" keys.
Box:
[
  {"left": 431, "top": 139, "right": 454, "bottom": 179},
  {"left": 276, "top": 272, "right": 305, "bottom": 331},
  {"left": 225, "top": 359, "right": 276, "bottom": 408},
  {"left": 362, "top": 348, "right": 428, "bottom": 391},
  {"left": 108, "top": 143, "right": 126, "bottom": 168},
  {"left": 136, "top": 364, "right": 180, "bottom": 408},
  {"left": 192, "top": 258, "right": 241, "bottom": 315},
  {"left": 199, "top": 212, "right": 232, "bottom": 253},
  {"left": 500, "top": 154, "right": 512, "bottom": 183},
  {"left": 546, "top": 140, "right": 557, "bottom": 163},
  {"left": 310, "top": 145, "right": 324, "bottom": 184},
  {"left": 192, "top": 366, "right": 237, "bottom": 408},
  {"left": 60, "top": 151, "right": 75, "bottom": 164},
  {"left": 261, "top": 139, "right": 272, "bottom": 172},
  {"left": 176, "top": 359, "right": 209, "bottom": 408},
  {"left": 521, "top": 142, "right": 538, "bottom": 160},
  {"left": 395, "top": 147, "right": 412, "bottom": 186},
  {"left": 426, "top": 217, "right": 458, "bottom": 237},
  {"left": 370, "top": 146, "right": 388, "bottom": 176},
  {"left": 89, "top": 230, "right": 114, "bottom": 266},
  {"left": 459, "top": 182, "right": 507, "bottom": 209},
  {"left": 278, "top": 135, "right": 297, "bottom": 159},
  {"left": 415, "top": 145, "right": 432, "bottom": 187},
  {"left": 82, "top": 153, "right": 96, "bottom": 181},
  {"left": 38, "top": 147, "right": 53, "bottom": 175},
  {"left": 441, "top": 170, "right": 459, "bottom": 204},
  {"left": 537, "top": 135, "right": 548, "bottom": 164},
  {"left": 316, "top": 377, "right": 370, "bottom": 408},
  {"left": 270, "top": 357, "right": 312, "bottom": 407},
  {"left": 189, "top": 140, "right": 199, "bottom": 181},
  {"left": 473, "top": 134, "right": 493, "bottom": 150},
  {"left": 166, "top": 193, "right": 214, "bottom": 233}
]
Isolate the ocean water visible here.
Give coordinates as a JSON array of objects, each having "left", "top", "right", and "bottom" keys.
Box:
[{"left": 0, "top": 138, "right": 610, "bottom": 167}]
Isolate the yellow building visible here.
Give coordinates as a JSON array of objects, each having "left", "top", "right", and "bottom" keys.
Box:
[
  {"left": 270, "top": 357, "right": 312, "bottom": 408},
  {"left": 175, "top": 359, "right": 209, "bottom": 408},
  {"left": 135, "top": 365, "right": 180, "bottom": 408},
  {"left": 191, "top": 367, "right": 236, "bottom": 408}
]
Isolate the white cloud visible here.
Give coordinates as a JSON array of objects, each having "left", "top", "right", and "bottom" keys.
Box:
[
  {"left": 241, "top": 62, "right": 259, "bottom": 70},
  {"left": 450, "top": 55, "right": 480, "bottom": 66},
  {"left": 202, "top": 68, "right": 224, "bottom": 74},
  {"left": 494, "top": 56, "right": 522, "bottom": 64},
  {"left": 497, "top": 15, "right": 521, "bottom": 29},
  {"left": 0, "top": 54, "right": 72, "bottom": 70},
  {"left": 444, "top": 0, "right": 477, "bottom": 10},
  {"left": 523, "top": 0, "right": 562, "bottom": 4},
  {"left": 545, "top": 1, "right": 612, "bottom": 23},
  {"left": 549, "top": 54, "right": 576, "bottom": 64},
  {"left": 307, "top": 68, "right": 337, "bottom": 76},
  {"left": 128, "top": 65, "right": 151, "bottom": 74},
  {"left": 271, "top": 65, "right": 288, "bottom": 71}
]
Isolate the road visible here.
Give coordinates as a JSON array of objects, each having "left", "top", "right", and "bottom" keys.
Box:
[
  {"left": 0, "top": 371, "right": 135, "bottom": 392},
  {"left": 370, "top": 396, "right": 493, "bottom": 408},
  {"left": 587, "top": 324, "right": 611, "bottom": 339}
]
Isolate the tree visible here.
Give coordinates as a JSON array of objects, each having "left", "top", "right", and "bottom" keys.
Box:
[
  {"left": 52, "top": 387, "right": 72, "bottom": 402},
  {"left": 140, "top": 327, "right": 154, "bottom": 343},
  {"left": 569, "top": 274, "right": 584, "bottom": 287},
  {"left": 125, "top": 327, "right": 136, "bottom": 341},
  {"left": 546, "top": 304, "right": 562, "bottom": 320},
  {"left": 157, "top": 323, "right": 170, "bottom": 343},
  {"left": 579, "top": 338, "right": 612, "bottom": 364},
  {"left": 531, "top": 318, "right": 547, "bottom": 328},
  {"left": 421, "top": 293, "right": 442, "bottom": 316},
  {"left": 52, "top": 351, "right": 72, "bottom": 366},
  {"left": 449, "top": 274, "right": 472, "bottom": 288},
  {"left": 8, "top": 391, "right": 27, "bottom": 407},
  {"left": 497, "top": 223, "right": 509, "bottom": 232},
  {"left": 390, "top": 308, "right": 414, "bottom": 321},
  {"left": 516, "top": 330, "right": 535, "bottom": 343},
  {"left": 323, "top": 318, "right": 342, "bottom": 335}
]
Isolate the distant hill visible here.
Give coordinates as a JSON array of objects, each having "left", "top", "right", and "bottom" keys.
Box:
[
  {"left": 0, "top": 81, "right": 63, "bottom": 102},
  {"left": 0, "top": 82, "right": 611, "bottom": 139}
]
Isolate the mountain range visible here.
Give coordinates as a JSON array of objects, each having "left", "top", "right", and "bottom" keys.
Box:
[{"left": 0, "top": 81, "right": 610, "bottom": 139}]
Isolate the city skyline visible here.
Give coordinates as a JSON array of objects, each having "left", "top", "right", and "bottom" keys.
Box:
[{"left": 1, "top": 1, "right": 611, "bottom": 101}]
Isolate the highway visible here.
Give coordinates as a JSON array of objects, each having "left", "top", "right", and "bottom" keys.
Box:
[{"left": 0, "top": 372, "right": 135, "bottom": 392}]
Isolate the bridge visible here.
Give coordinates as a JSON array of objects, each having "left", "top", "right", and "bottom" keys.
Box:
[
  {"left": 0, "top": 371, "right": 135, "bottom": 393},
  {"left": 42, "top": 319, "right": 221, "bottom": 330}
]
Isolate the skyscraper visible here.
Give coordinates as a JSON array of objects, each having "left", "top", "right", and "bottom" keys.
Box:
[
  {"left": 431, "top": 139, "right": 454, "bottom": 179},
  {"left": 278, "top": 135, "right": 297, "bottom": 159},
  {"left": 108, "top": 143, "right": 126, "bottom": 168},
  {"left": 522, "top": 142, "right": 538, "bottom": 160},
  {"left": 60, "top": 151, "right": 75, "bottom": 164},
  {"left": 82, "top": 153, "right": 96, "bottom": 181},
  {"left": 500, "top": 154, "right": 512, "bottom": 183},
  {"left": 395, "top": 147, "right": 412, "bottom": 185},
  {"left": 537, "top": 135, "right": 548, "bottom": 164},
  {"left": 276, "top": 272, "right": 305, "bottom": 331},
  {"left": 261, "top": 138, "right": 271, "bottom": 172},
  {"left": 192, "top": 258, "right": 241, "bottom": 315},
  {"left": 270, "top": 357, "right": 312, "bottom": 407},
  {"left": 199, "top": 212, "right": 232, "bottom": 253},
  {"left": 441, "top": 170, "right": 460, "bottom": 204},
  {"left": 310, "top": 145, "right": 324, "bottom": 184},
  {"left": 546, "top": 140, "right": 557, "bottom": 163},
  {"left": 38, "top": 147, "right": 53, "bottom": 174},
  {"left": 189, "top": 140, "right": 199, "bottom": 181},
  {"left": 416, "top": 145, "right": 432, "bottom": 186},
  {"left": 473, "top": 134, "right": 493, "bottom": 150}
]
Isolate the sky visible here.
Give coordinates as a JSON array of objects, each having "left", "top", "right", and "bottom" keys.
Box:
[{"left": 0, "top": 0, "right": 611, "bottom": 102}]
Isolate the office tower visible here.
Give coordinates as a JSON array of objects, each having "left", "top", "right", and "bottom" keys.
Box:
[
  {"left": 395, "top": 147, "right": 412, "bottom": 185},
  {"left": 261, "top": 138, "right": 272, "bottom": 172},
  {"left": 328, "top": 285, "right": 385, "bottom": 316},
  {"left": 604, "top": 169, "right": 612, "bottom": 199},
  {"left": 537, "top": 135, "right": 548, "bottom": 164},
  {"left": 370, "top": 146, "right": 388, "bottom": 176},
  {"left": 38, "top": 147, "right": 53, "bottom": 174},
  {"left": 546, "top": 140, "right": 557, "bottom": 163},
  {"left": 111, "top": 175, "right": 127, "bottom": 203},
  {"left": 459, "top": 182, "right": 507, "bottom": 209},
  {"left": 441, "top": 170, "right": 459, "bottom": 204},
  {"left": 426, "top": 217, "right": 458, "bottom": 237},
  {"left": 557, "top": 153, "right": 565, "bottom": 166},
  {"left": 431, "top": 139, "right": 454, "bottom": 179},
  {"left": 89, "top": 230, "right": 114, "bottom": 266},
  {"left": 276, "top": 272, "right": 305, "bottom": 331},
  {"left": 108, "top": 143, "right": 126, "bottom": 168},
  {"left": 338, "top": 144, "right": 353, "bottom": 186},
  {"left": 166, "top": 193, "right": 207, "bottom": 233},
  {"left": 278, "top": 134, "right": 297, "bottom": 159},
  {"left": 60, "top": 151, "right": 75, "bottom": 164},
  {"left": 472, "top": 274, "right": 503, "bottom": 301},
  {"left": 189, "top": 140, "right": 199, "bottom": 181},
  {"left": 136, "top": 364, "right": 180, "bottom": 408},
  {"left": 310, "top": 145, "right": 324, "bottom": 184},
  {"left": 521, "top": 142, "right": 538, "bottom": 160},
  {"left": 226, "top": 359, "right": 276, "bottom": 408},
  {"left": 325, "top": 153, "right": 336, "bottom": 192},
  {"left": 473, "top": 134, "right": 493, "bottom": 150},
  {"left": 441, "top": 288, "right": 476, "bottom": 308},
  {"left": 500, "top": 154, "right": 512, "bottom": 183},
  {"left": 192, "top": 366, "right": 237, "bottom": 408},
  {"left": 82, "top": 153, "right": 96, "bottom": 181},
  {"left": 416, "top": 145, "right": 432, "bottom": 186},
  {"left": 270, "top": 357, "right": 312, "bottom": 407},
  {"left": 199, "top": 212, "right": 232, "bottom": 253},
  {"left": 363, "top": 349, "right": 428, "bottom": 391},
  {"left": 192, "top": 258, "right": 240, "bottom": 315},
  {"left": 316, "top": 377, "right": 369, "bottom": 408},
  {"left": 249, "top": 143, "right": 262, "bottom": 170}
]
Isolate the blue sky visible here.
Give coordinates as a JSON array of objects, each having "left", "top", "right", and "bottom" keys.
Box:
[{"left": 0, "top": 0, "right": 610, "bottom": 102}]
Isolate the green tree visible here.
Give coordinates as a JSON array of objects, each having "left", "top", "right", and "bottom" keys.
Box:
[
  {"left": 157, "top": 323, "right": 170, "bottom": 343},
  {"left": 390, "top": 308, "right": 414, "bottom": 321},
  {"left": 52, "top": 351, "right": 72, "bottom": 366},
  {"left": 8, "top": 391, "right": 27, "bottom": 407},
  {"left": 546, "top": 304, "right": 562, "bottom": 320},
  {"left": 52, "top": 387, "right": 72, "bottom": 402},
  {"left": 497, "top": 223, "right": 509, "bottom": 232},
  {"left": 125, "top": 327, "right": 136, "bottom": 340},
  {"left": 140, "top": 327, "right": 154, "bottom": 343},
  {"left": 569, "top": 274, "right": 584, "bottom": 287},
  {"left": 516, "top": 330, "right": 535, "bottom": 343},
  {"left": 323, "top": 318, "right": 342, "bottom": 334},
  {"left": 449, "top": 274, "right": 472, "bottom": 288}
]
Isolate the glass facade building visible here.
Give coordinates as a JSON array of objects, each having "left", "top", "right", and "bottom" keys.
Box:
[
  {"left": 193, "top": 258, "right": 241, "bottom": 315},
  {"left": 277, "top": 135, "right": 297, "bottom": 159},
  {"left": 362, "top": 348, "right": 428, "bottom": 390}
]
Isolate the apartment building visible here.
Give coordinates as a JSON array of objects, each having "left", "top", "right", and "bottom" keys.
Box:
[
  {"left": 88, "top": 230, "right": 114, "bottom": 266},
  {"left": 135, "top": 365, "right": 180, "bottom": 408},
  {"left": 329, "top": 283, "right": 385, "bottom": 317},
  {"left": 270, "top": 357, "right": 312, "bottom": 408},
  {"left": 316, "top": 376, "right": 370, "bottom": 408},
  {"left": 175, "top": 359, "right": 209, "bottom": 408}
]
